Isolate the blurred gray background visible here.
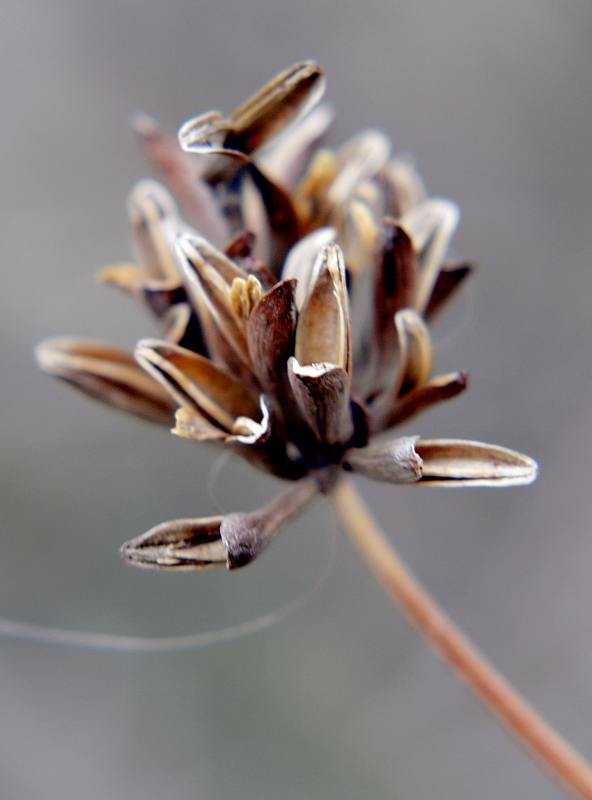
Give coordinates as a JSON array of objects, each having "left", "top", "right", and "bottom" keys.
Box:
[{"left": 1, "top": 1, "right": 592, "bottom": 798}]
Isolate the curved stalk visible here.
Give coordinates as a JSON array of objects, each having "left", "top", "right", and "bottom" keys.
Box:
[{"left": 330, "top": 478, "right": 592, "bottom": 800}]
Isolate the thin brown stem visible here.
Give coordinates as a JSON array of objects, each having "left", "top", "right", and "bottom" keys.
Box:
[{"left": 330, "top": 477, "right": 592, "bottom": 800}]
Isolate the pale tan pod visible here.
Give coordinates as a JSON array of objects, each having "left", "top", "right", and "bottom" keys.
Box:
[
  {"left": 182, "top": 233, "right": 248, "bottom": 284},
  {"left": 294, "top": 243, "right": 351, "bottom": 373},
  {"left": 35, "top": 337, "right": 175, "bottom": 425},
  {"left": 124, "top": 476, "right": 319, "bottom": 571},
  {"left": 135, "top": 338, "right": 259, "bottom": 431},
  {"left": 281, "top": 227, "right": 336, "bottom": 308},
  {"left": 416, "top": 439, "right": 538, "bottom": 487},
  {"left": 375, "top": 371, "right": 468, "bottom": 431},
  {"left": 227, "top": 61, "right": 326, "bottom": 153},
  {"left": 175, "top": 236, "right": 250, "bottom": 363},
  {"left": 127, "top": 180, "right": 181, "bottom": 283},
  {"left": 121, "top": 516, "right": 227, "bottom": 570}
]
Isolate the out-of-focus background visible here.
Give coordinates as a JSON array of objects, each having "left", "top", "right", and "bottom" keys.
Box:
[{"left": 1, "top": 1, "right": 591, "bottom": 798}]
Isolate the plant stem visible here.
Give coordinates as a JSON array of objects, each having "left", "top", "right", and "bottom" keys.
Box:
[{"left": 330, "top": 478, "right": 592, "bottom": 799}]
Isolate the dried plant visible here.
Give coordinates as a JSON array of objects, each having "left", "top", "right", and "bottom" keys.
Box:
[{"left": 36, "top": 62, "right": 592, "bottom": 798}]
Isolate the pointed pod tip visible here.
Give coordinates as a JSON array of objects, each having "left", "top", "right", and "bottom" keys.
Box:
[
  {"left": 34, "top": 337, "right": 95, "bottom": 372},
  {"left": 34, "top": 338, "right": 63, "bottom": 374}
]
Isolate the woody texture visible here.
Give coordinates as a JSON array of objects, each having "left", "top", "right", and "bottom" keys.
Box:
[{"left": 36, "top": 62, "right": 592, "bottom": 798}]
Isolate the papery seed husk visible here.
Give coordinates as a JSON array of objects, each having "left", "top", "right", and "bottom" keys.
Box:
[
  {"left": 288, "top": 358, "right": 354, "bottom": 445},
  {"left": 176, "top": 237, "right": 250, "bottom": 363},
  {"left": 177, "top": 111, "right": 229, "bottom": 152},
  {"left": 399, "top": 199, "right": 460, "bottom": 314},
  {"left": 415, "top": 439, "right": 538, "bottom": 487},
  {"left": 179, "top": 278, "right": 258, "bottom": 391},
  {"left": 375, "top": 371, "right": 468, "bottom": 432},
  {"left": 135, "top": 338, "right": 259, "bottom": 431},
  {"left": 224, "top": 62, "right": 326, "bottom": 154},
  {"left": 35, "top": 338, "right": 175, "bottom": 425},
  {"left": 282, "top": 227, "right": 337, "bottom": 308},
  {"left": 127, "top": 180, "right": 181, "bottom": 282},
  {"left": 181, "top": 233, "right": 248, "bottom": 284},
  {"left": 121, "top": 516, "right": 226, "bottom": 570},
  {"left": 294, "top": 243, "right": 351, "bottom": 373}
]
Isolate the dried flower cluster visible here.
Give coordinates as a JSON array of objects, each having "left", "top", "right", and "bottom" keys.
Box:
[{"left": 37, "top": 62, "right": 537, "bottom": 571}]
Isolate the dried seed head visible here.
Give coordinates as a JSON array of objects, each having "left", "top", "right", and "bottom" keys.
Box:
[{"left": 37, "top": 61, "right": 538, "bottom": 574}]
